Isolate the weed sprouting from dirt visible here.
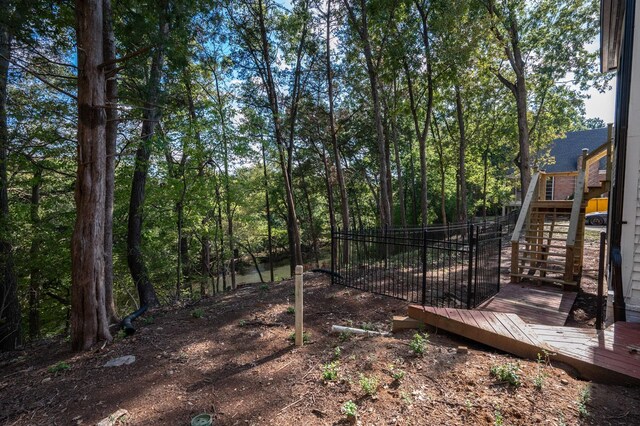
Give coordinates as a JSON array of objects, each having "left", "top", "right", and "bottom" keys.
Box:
[
  {"left": 490, "top": 363, "right": 521, "bottom": 387},
  {"left": 339, "top": 331, "right": 352, "bottom": 342},
  {"left": 191, "top": 308, "right": 204, "bottom": 318},
  {"left": 333, "top": 346, "right": 342, "bottom": 359},
  {"left": 359, "top": 374, "right": 379, "bottom": 396},
  {"left": 288, "top": 331, "right": 310, "bottom": 343},
  {"left": 577, "top": 385, "right": 591, "bottom": 417},
  {"left": 322, "top": 361, "right": 339, "bottom": 381},
  {"left": 409, "top": 332, "right": 429, "bottom": 355},
  {"left": 286, "top": 306, "right": 295, "bottom": 314},
  {"left": 533, "top": 351, "right": 549, "bottom": 390},
  {"left": 341, "top": 400, "right": 357, "bottom": 418},
  {"left": 48, "top": 361, "right": 70, "bottom": 374}
]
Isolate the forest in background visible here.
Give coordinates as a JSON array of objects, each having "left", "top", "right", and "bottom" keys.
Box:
[{"left": 0, "top": 0, "right": 610, "bottom": 350}]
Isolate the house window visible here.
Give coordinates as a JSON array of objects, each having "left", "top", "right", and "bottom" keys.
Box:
[{"left": 545, "top": 176, "right": 554, "bottom": 200}]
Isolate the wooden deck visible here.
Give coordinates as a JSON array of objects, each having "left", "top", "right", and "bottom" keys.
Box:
[
  {"left": 479, "top": 282, "right": 577, "bottom": 326},
  {"left": 408, "top": 305, "right": 640, "bottom": 385}
]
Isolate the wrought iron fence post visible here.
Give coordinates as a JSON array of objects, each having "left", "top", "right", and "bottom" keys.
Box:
[
  {"left": 421, "top": 229, "right": 427, "bottom": 306},
  {"left": 331, "top": 226, "right": 336, "bottom": 286},
  {"left": 467, "top": 222, "right": 474, "bottom": 309}
]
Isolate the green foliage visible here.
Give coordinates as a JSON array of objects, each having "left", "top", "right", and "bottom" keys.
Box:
[
  {"left": 389, "top": 365, "right": 405, "bottom": 381},
  {"left": 321, "top": 361, "right": 339, "bottom": 381},
  {"left": 409, "top": 332, "right": 429, "bottom": 355},
  {"left": 494, "top": 409, "right": 504, "bottom": 426},
  {"left": 533, "top": 351, "right": 549, "bottom": 390},
  {"left": 358, "top": 374, "right": 379, "bottom": 396},
  {"left": 286, "top": 306, "right": 295, "bottom": 314},
  {"left": 333, "top": 346, "right": 342, "bottom": 359},
  {"left": 341, "top": 400, "right": 357, "bottom": 417},
  {"left": 490, "top": 363, "right": 521, "bottom": 387},
  {"left": 339, "top": 331, "right": 352, "bottom": 342},
  {"left": 48, "top": 361, "right": 70, "bottom": 374},
  {"left": 577, "top": 385, "right": 591, "bottom": 417},
  {"left": 288, "top": 331, "right": 310, "bottom": 343},
  {"left": 191, "top": 308, "right": 204, "bottom": 319}
]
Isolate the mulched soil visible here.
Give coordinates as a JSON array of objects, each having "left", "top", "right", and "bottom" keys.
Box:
[{"left": 1, "top": 234, "right": 639, "bottom": 425}]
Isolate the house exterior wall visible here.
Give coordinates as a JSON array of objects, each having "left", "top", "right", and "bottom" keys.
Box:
[
  {"left": 620, "top": 2, "right": 640, "bottom": 319},
  {"left": 553, "top": 176, "right": 576, "bottom": 200}
]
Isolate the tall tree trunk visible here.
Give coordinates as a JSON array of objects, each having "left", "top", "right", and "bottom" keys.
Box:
[
  {"left": 390, "top": 81, "right": 407, "bottom": 228},
  {"left": 326, "top": 0, "right": 350, "bottom": 255},
  {"left": 256, "top": 0, "right": 303, "bottom": 272},
  {"left": 126, "top": 4, "right": 167, "bottom": 307},
  {"left": 0, "top": 3, "right": 21, "bottom": 351},
  {"left": 261, "top": 139, "right": 274, "bottom": 282},
  {"left": 215, "top": 173, "right": 227, "bottom": 290},
  {"left": 71, "top": 0, "right": 111, "bottom": 351},
  {"left": 485, "top": 1, "right": 531, "bottom": 195},
  {"left": 343, "top": 0, "right": 391, "bottom": 227},
  {"left": 299, "top": 164, "right": 319, "bottom": 266},
  {"left": 455, "top": 85, "right": 468, "bottom": 223},
  {"left": 103, "top": 0, "right": 118, "bottom": 323},
  {"left": 211, "top": 68, "right": 236, "bottom": 289},
  {"left": 432, "top": 118, "right": 447, "bottom": 225},
  {"left": 29, "top": 167, "right": 42, "bottom": 339}
]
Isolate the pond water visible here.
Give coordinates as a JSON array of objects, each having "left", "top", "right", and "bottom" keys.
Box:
[{"left": 214, "top": 254, "right": 331, "bottom": 290}]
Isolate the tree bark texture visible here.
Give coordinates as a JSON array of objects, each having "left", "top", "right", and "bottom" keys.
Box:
[
  {"left": 29, "top": 168, "right": 42, "bottom": 339},
  {"left": 71, "top": 0, "right": 112, "bottom": 351},
  {"left": 455, "top": 86, "right": 467, "bottom": 223},
  {"left": 343, "top": 0, "right": 391, "bottom": 227},
  {"left": 103, "top": 0, "right": 118, "bottom": 323},
  {"left": 326, "top": 0, "right": 350, "bottom": 260},
  {"left": 0, "top": 11, "right": 21, "bottom": 350},
  {"left": 126, "top": 3, "right": 167, "bottom": 307}
]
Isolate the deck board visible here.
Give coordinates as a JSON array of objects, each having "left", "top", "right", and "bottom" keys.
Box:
[
  {"left": 407, "top": 304, "right": 640, "bottom": 385},
  {"left": 480, "top": 283, "right": 576, "bottom": 326}
]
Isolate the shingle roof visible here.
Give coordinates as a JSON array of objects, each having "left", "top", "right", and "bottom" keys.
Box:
[{"left": 541, "top": 128, "right": 609, "bottom": 172}]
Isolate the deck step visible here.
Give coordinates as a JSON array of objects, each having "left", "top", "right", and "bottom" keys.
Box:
[
  {"left": 510, "top": 273, "right": 576, "bottom": 286},
  {"left": 519, "top": 257, "right": 567, "bottom": 266},
  {"left": 518, "top": 249, "right": 567, "bottom": 258}
]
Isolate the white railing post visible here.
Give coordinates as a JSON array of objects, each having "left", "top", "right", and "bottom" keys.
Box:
[{"left": 295, "top": 265, "right": 304, "bottom": 346}]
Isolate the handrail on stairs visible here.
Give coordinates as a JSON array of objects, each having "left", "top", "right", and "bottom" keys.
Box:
[
  {"left": 565, "top": 166, "right": 586, "bottom": 281},
  {"left": 511, "top": 172, "right": 540, "bottom": 244}
]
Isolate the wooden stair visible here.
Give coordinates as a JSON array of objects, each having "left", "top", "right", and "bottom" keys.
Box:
[{"left": 510, "top": 127, "right": 613, "bottom": 288}]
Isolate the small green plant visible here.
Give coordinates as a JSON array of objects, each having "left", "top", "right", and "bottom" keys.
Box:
[
  {"left": 360, "top": 322, "right": 376, "bottom": 331},
  {"left": 48, "top": 361, "right": 70, "bottom": 374},
  {"left": 333, "top": 346, "right": 342, "bottom": 359},
  {"left": 388, "top": 364, "right": 405, "bottom": 381},
  {"left": 577, "top": 385, "right": 591, "bottom": 417},
  {"left": 339, "top": 331, "right": 352, "bottom": 342},
  {"left": 259, "top": 283, "right": 270, "bottom": 292},
  {"left": 288, "top": 331, "right": 310, "bottom": 343},
  {"left": 341, "top": 400, "right": 357, "bottom": 418},
  {"left": 409, "top": 332, "right": 429, "bottom": 355},
  {"left": 238, "top": 319, "right": 247, "bottom": 327},
  {"left": 400, "top": 391, "right": 413, "bottom": 406},
  {"left": 142, "top": 315, "right": 155, "bottom": 325},
  {"left": 533, "top": 352, "right": 548, "bottom": 390},
  {"left": 191, "top": 308, "right": 204, "bottom": 319},
  {"left": 494, "top": 409, "right": 504, "bottom": 426},
  {"left": 322, "top": 361, "right": 339, "bottom": 381},
  {"left": 359, "top": 374, "right": 379, "bottom": 396},
  {"left": 116, "top": 329, "right": 127, "bottom": 340},
  {"left": 490, "top": 363, "right": 521, "bottom": 387},
  {"left": 286, "top": 306, "right": 295, "bottom": 314}
]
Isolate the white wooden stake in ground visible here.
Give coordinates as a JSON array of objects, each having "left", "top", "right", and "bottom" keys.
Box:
[{"left": 294, "top": 265, "right": 304, "bottom": 346}]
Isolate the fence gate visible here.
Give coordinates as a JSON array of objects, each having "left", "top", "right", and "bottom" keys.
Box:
[{"left": 330, "top": 215, "right": 516, "bottom": 309}]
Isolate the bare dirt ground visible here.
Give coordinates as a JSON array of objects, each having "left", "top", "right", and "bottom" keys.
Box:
[{"left": 1, "top": 235, "right": 639, "bottom": 426}]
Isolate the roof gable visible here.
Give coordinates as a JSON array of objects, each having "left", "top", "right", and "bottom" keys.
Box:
[{"left": 541, "top": 128, "right": 609, "bottom": 172}]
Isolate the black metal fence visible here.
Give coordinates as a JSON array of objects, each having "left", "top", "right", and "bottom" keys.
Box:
[{"left": 330, "top": 213, "right": 517, "bottom": 309}]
